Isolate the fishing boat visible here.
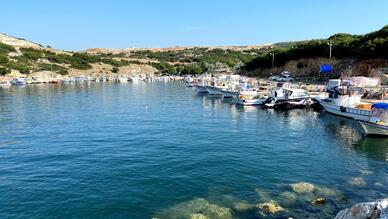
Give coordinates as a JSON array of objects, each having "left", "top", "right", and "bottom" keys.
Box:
[
  {"left": 194, "top": 76, "right": 209, "bottom": 94},
  {"left": 235, "top": 82, "right": 268, "bottom": 106},
  {"left": 10, "top": 78, "right": 27, "bottom": 85},
  {"left": 359, "top": 102, "right": 388, "bottom": 136},
  {"left": 318, "top": 79, "right": 372, "bottom": 121},
  {"left": 264, "top": 83, "right": 314, "bottom": 109}
]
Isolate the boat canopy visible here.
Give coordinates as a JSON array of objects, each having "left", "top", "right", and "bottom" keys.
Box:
[{"left": 372, "top": 102, "right": 388, "bottom": 109}]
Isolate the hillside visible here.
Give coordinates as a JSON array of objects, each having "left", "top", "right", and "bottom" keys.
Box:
[
  {"left": 243, "top": 25, "right": 388, "bottom": 80},
  {"left": 0, "top": 26, "right": 387, "bottom": 80}
]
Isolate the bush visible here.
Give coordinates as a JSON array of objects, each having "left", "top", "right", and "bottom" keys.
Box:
[
  {"left": 20, "top": 48, "right": 43, "bottom": 60},
  {"left": 112, "top": 67, "right": 119, "bottom": 73},
  {"left": 0, "top": 42, "right": 16, "bottom": 54},
  {"left": 0, "top": 67, "right": 11, "bottom": 75},
  {"left": 0, "top": 54, "right": 9, "bottom": 64},
  {"left": 38, "top": 63, "right": 69, "bottom": 75}
]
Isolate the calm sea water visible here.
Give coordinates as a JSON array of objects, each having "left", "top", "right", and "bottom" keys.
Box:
[{"left": 0, "top": 82, "right": 387, "bottom": 219}]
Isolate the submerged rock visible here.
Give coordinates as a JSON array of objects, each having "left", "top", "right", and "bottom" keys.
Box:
[
  {"left": 291, "top": 182, "right": 315, "bottom": 194},
  {"left": 277, "top": 191, "right": 297, "bottom": 206},
  {"left": 188, "top": 213, "right": 209, "bottom": 219},
  {"left": 315, "top": 185, "right": 341, "bottom": 198},
  {"left": 335, "top": 199, "right": 388, "bottom": 219},
  {"left": 154, "top": 198, "right": 232, "bottom": 219},
  {"left": 232, "top": 201, "right": 255, "bottom": 212},
  {"left": 257, "top": 201, "right": 285, "bottom": 214},
  {"left": 255, "top": 188, "right": 270, "bottom": 201},
  {"left": 310, "top": 197, "right": 327, "bottom": 205},
  {"left": 205, "top": 204, "right": 232, "bottom": 219},
  {"left": 348, "top": 177, "right": 367, "bottom": 187}
]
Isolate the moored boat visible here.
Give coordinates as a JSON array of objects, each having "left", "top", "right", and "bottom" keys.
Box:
[
  {"left": 10, "top": 78, "right": 27, "bottom": 86},
  {"left": 318, "top": 79, "right": 372, "bottom": 121},
  {"left": 359, "top": 102, "right": 388, "bottom": 136}
]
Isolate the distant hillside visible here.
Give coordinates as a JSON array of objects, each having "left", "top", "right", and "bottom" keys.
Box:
[
  {"left": 243, "top": 25, "right": 388, "bottom": 79},
  {"left": 1, "top": 26, "right": 387, "bottom": 79}
]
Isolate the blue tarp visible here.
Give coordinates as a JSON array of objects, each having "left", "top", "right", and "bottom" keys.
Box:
[
  {"left": 372, "top": 102, "right": 388, "bottom": 109},
  {"left": 320, "top": 64, "right": 333, "bottom": 73}
]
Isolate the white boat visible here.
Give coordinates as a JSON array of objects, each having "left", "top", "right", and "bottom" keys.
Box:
[
  {"left": 194, "top": 76, "right": 209, "bottom": 94},
  {"left": 0, "top": 81, "right": 11, "bottom": 87},
  {"left": 359, "top": 102, "right": 388, "bottom": 136},
  {"left": 118, "top": 77, "right": 128, "bottom": 83},
  {"left": 10, "top": 78, "right": 27, "bottom": 85},
  {"left": 221, "top": 89, "right": 238, "bottom": 98},
  {"left": 130, "top": 76, "right": 140, "bottom": 83},
  {"left": 265, "top": 87, "right": 315, "bottom": 109},
  {"left": 235, "top": 82, "right": 268, "bottom": 106},
  {"left": 359, "top": 122, "right": 388, "bottom": 136},
  {"left": 318, "top": 79, "right": 372, "bottom": 121},
  {"left": 195, "top": 85, "right": 208, "bottom": 93},
  {"left": 206, "top": 85, "right": 223, "bottom": 95}
]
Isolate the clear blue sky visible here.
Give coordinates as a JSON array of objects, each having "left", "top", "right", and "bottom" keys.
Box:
[{"left": 1, "top": 0, "right": 387, "bottom": 51}]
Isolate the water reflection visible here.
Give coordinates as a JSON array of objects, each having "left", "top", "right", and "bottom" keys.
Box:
[{"left": 353, "top": 138, "right": 388, "bottom": 161}]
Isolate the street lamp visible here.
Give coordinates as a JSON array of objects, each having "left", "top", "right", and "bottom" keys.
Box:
[
  {"left": 327, "top": 42, "right": 332, "bottom": 59},
  {"left": 269, "top": 52, "right": 275, "bottom": 68}
]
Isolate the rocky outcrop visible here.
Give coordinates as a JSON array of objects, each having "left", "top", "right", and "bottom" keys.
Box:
[{"left": 335, "top": 199, "right": 388, "bottom": 219}]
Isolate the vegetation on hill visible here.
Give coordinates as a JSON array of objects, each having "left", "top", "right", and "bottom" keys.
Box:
[
  {"left": 243, "top": 25, "right": 388, "bottom": 71},
  {"left": 0, "top": 25, "right": 387, "bottom": 76}
]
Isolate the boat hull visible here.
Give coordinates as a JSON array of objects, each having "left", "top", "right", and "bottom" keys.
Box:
[
  {"left": 236, "top": 98, "right": 266, "bottom": 106},
  {"left": 359, "top": 121, "right": 388, "bottom": 136},
  {"left": 221, "top": 90, "right": 238, "bottom": 98},
  {"left": 319, "top": 100, "right": 371, "bottom": 121},
  {"left": 195, "top": 85, "right": 208, "bottom": 93},
  {"left": 206, "top": 86, "right": 223, "bottom": 95}
]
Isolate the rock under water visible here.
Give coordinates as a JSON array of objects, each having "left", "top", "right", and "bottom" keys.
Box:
[
  {"left": 290, "top": 182, "right": 315, "bottom": 194},
  {"left": 335, "top": 199, "right": 388, "bottom": 219},
  {"left": 154, "top": 198, "right": 233, "bottom": 219}
]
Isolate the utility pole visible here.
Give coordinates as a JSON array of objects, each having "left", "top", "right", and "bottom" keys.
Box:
[
  {"left": 270, "top": 52, "right": 275, "bottom": 68},
  {"left": 327, "top": 42, "right": 332, "bottom": 59}
]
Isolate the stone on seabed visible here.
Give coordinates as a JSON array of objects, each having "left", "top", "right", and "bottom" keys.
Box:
[
  {"left": 255, "top": 188, "right": 270, "bottom": 201},
  {"left": 335, "top": 199, "right": 388, "bottom": 219},
  {"left": 278, "top": 191, "right": 297, "bottom": 205},
  {"left": 232, "top": 201, "right": 255, "bottom": 211},
  {"left": 310, "top": 197, "right": 327, "bottom": 205},
  {"left": 257, "top": 201, "right": 285, "bottom": 214},
  {"left": 188, "top": 213, "right": 209, "bottom": 219},
  {"left": 290, "top": 182, "right": 315, "bottom": 194},
  {"left": 348, "top": 177, "right": 367, "bottom": 187}
]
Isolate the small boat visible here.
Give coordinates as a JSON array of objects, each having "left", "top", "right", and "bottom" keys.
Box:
[
  {"left": 0, "top": 81, "right": 11, "bottom": 87},
  {"left": 359, "top": 102, "right": 388, "bottom": 136},
  {"left": 318, "top": 79, "right": 372, "bottom": 121},
  {"left": 194, "top": 76, "right": 209, "bottom": 94},
  {"left": 10, "top": 78, "right": 27, "bottom": 85},
  {"left": 221, "top": 89, "right": 238, "bottom": 98},
  {"left": 130, "top": 76, "right": 140, "bottom": 83},
  {"left": 206, "top": 85, "right": 223, "bottom": 95},
  {"left": 235, "top": 82, "right": 268, "bottom": 106},
  {"left": 265, "top": 87, "right": 314, "bottom": 109}
]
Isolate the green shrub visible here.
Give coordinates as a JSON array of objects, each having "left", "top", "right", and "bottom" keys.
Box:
[
  {"left": 0, "top": 67, "right": 11, "bottom": 75},
  {"left": 0, "top": 54, "right": 9, "bottom": 64},
  {"left": 0, "top": 42, "right": 16, "bottom": 54},
  {"left": 112, "top": 67, "right": 119, "bottom": 73}
]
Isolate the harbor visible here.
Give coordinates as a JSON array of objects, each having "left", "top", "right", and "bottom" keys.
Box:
[
  {"left": 1, "top": 1, "right": 387, "bottom": 218},
  {"left": 0, "top": 80, "right": 387, "bottom": 218}
]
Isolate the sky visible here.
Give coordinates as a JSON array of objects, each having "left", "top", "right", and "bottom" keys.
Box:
[{"left": 1, "top": 0, "right": 387, "bottom": 51}]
